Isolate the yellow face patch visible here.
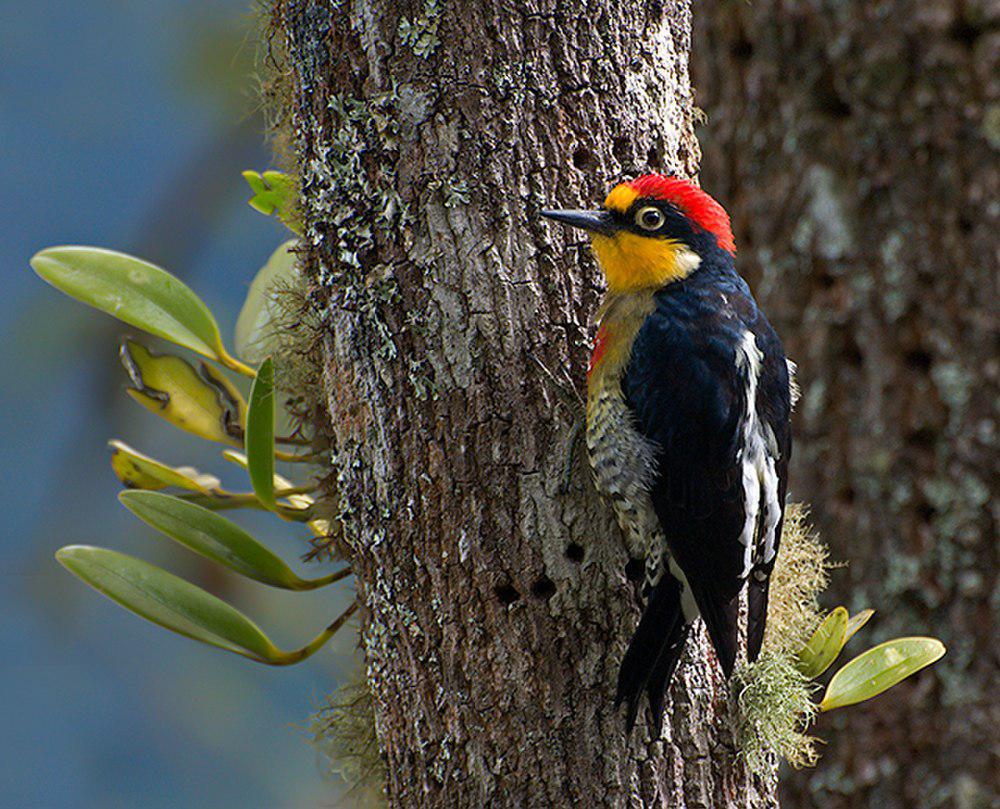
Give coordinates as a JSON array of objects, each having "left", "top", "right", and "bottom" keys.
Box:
[
  {"left": 602, "top": 184, "right": 639, "bottom": 213},
  {"left": 593, "top": 182, "right": 700, "bottom": 292},
  {"left": 591, "top": 231, "right": 701, "bottom": 294}
]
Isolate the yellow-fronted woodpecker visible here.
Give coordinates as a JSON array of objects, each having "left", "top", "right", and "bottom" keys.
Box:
[{"left": 543, "top": 174, "right": 795, "bottom": 729}]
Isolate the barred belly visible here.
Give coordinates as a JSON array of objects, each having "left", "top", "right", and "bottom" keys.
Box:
[{"left": 586, "top": 375, "right": 663, "bottom": 573}]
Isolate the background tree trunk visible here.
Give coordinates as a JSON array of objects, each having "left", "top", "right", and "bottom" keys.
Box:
[
  {"left": 275, "top": 0, "right": 778, "bottom": 805},
  {"left": 691, "top": 3, "right": 998, "bottom": 807}
]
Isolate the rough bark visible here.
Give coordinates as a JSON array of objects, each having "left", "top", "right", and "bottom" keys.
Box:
[
  {"left": 691, "top": 3, "right": 999, "bottom": 807},
  {"left": 276, "top": 0, "right": 778, "bottom": 805}
]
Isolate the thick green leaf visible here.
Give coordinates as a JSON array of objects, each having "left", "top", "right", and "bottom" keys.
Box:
[
  {"left": 844, "top": 608, "right": 876, "bottom": 643},
  {"left": 119, "top": 490, "right": 346, "bottom": 590},
  {"left": 121, "top": 339, "right": 245, "bottom": 445},
  {"left": 109, "top": 440, "right": 220, "bottom": 494},
  {"left": 31, "top": 246, "right": 225, "bottom": 360},
  {"left": 56, "top": 545, "right": 279, "bottom": 662},
  {"left": 797, "top": 606, "right": 849, "bottom": 679},
  {"left": 235, "top": 240, "right": 298, "bottom": 363},
  {"left": 246, "top": 357, "right": 276, "bottom": 510},
  {"left": 820, "top": 637, "right": 946, "bottom": 712},
  {"left": 242, "top": 171, "right": 302, "bottom": 234}
]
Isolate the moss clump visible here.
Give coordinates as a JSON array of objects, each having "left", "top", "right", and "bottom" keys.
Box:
[
  {"left": 253, "top": 1, "right": 299, "bottom": 179},
  {"left": 259, "top": 271, "right": 326, "bottom": 428},
  {"left": 763, "top": 503, "right": 831, "bottom": 655},
  {"left": 252, "top": 259, "right": 356, "bottom": 565},
  {"left": 735, "top": 504, "right": 832, "bottom": 774},
  {"left": 311, "top": 667, "right": 386, "bottom": 807},
  {"left": 734, "top": 652, "right": 820, "bottom": 774}
]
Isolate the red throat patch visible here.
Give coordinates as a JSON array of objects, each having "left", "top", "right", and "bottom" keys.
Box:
[{"left": 626, "top": 174, "right": 736, "bottom": 256}]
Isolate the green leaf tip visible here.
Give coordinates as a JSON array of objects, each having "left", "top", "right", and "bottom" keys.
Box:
[
  {"left": 118, "top": 490, "right": 349, "bottom": 590},
  {"left": 30, "top": 246, "right": 225, "bottom": 360},
  {"left": 819, "top": 636, "right": 946, "bottom": 712},
  {"left": 56, "top": 544, "right": 351, "bottom": 665},
  {"left": 246, "top": 357, "right": 277, "bottom": 510},
  {"left": 55, "top": 544, "right": 279, "bottom": 662},
  {"left": 797, "top": 606, "right": 849, "bottom": 679}
]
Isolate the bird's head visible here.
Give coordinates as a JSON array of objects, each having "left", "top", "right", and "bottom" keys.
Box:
[{"left": 542, "top": 174, "right": 735, "bottom": 294}]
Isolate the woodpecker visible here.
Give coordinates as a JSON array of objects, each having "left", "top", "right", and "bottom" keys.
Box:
[{"left": 542, "top": 174, "right": 794, "bottom": 729}]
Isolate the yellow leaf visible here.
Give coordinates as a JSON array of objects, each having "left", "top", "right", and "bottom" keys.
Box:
[
  {"left": 121, "top": 338, "right": 245, "bottom": 445},
  {"left": 820, "top": 637, "right": 946, "bottom": 711},
  {"left": 797, "top": 606, "right": 849, "bottom": 678},
  {"left": 109, "top": 440, "right": 220, "bottom": 494}
]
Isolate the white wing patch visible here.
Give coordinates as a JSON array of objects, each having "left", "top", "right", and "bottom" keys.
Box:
[
  {"left": 787, "top": 358, "right": 801, "bottom": 409},
  {"left": 735, "top": 331, "right": 782, "bottom": 579}
]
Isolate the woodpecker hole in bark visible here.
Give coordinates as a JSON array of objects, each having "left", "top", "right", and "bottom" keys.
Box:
[
  {"left": 494, "top": 583, "right": 520, "bottom": 605},
  {"left": 572, "top": 148, "right": 595, "bottom": 170},
  {"left": 530, "top": 576, "right": 557, "bottom": 600}
]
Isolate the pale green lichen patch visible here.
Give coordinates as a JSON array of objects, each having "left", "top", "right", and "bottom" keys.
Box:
[
  {"left": 397, "top": 0, "right": 442, "bottom": 59},
  {"left": 441, "top": 179, "right": 470, "bottom": 209},
  {"left": 302, "top": 87, "right": 412, "bottom": 375},
  {"left": 734, "top": 652, "right": 820, "bottom": 774},
  {"left": 735, "top": 504, "right": 831, "bottom": 774}
]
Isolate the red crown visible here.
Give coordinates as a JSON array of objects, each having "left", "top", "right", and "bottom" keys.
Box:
[{"left": 626, "top": 174, "right": 736, "bottom": 255}]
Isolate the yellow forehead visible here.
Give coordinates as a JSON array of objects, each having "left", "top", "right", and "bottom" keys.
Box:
[{"left": 603, "top": 184, "right": 639, "bottom": 214}]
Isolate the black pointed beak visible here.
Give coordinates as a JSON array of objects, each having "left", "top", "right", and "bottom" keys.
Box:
[{"left": 541, "top": 208, "right": 615, "bottom": 236}]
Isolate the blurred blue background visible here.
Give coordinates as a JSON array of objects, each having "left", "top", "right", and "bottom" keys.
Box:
[{"left": 1, "top": 3, "right": 356, "bottom": 806}]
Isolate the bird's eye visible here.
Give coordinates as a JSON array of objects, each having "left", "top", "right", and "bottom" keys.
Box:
[{"left": 635, "top": 206, "right": 665, "bottom": 231}]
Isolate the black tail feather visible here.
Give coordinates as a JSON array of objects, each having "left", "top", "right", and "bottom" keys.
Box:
[
  {"left": 687, "top": 582, "right": 740, "bottom": 678},
  {"left": 616, "top": 574, "right": 687, "bottom": 731},
  {"left": 646, "top": 620, "right": 692, "bottom": 733},
  {"left": 746, "top": 574, "right": 770, "bottom": 663}
]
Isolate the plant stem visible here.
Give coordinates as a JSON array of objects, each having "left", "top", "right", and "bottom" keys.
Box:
[
  {"left": 276, "top": 435, "right": 313, "bottom": 446},
  {"left": 219, "top": 349, "right": 258, "bottom": 379},
  {"left": 294, "top": 566, "right": 353, "bottom": 591},
  {"left": 275, "top": 449, "right": 324, "bottom": 463},
  {"left": 274, "top": 601, "right": 359, "bottom": 665}
]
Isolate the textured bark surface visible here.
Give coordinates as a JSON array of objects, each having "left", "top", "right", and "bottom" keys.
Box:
[
  {"left": 691, "top": 3, "right": 998, "bottom": 807},
  {"left": 276, "top": 0, "right": 778, "bottom": 805}
]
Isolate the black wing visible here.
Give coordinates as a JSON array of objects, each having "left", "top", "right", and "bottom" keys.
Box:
[
  {"left": 623, "top": 298, "right": 745, "bottom": 677},
  {"left": 745, "top": 324, "right": 792, "bottom": 661},
  {"left": 622, "top": 283, "right": 791, "bottom": 679}
]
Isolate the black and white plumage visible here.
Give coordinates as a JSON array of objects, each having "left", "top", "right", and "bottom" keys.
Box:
[
  {"left": 618, "top": 269, "right": 793, "bottom": 718},
  {"left": 543, "top": 174, "right": 794, "bottom": 730}
]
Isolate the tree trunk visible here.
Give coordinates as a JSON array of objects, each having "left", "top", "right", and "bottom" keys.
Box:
[
  {"left": 691, "top": 3, "right": 998, "bottom": 808},
  {"left": 274, "top": 0, "right": 778, "bottom": 805}
]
